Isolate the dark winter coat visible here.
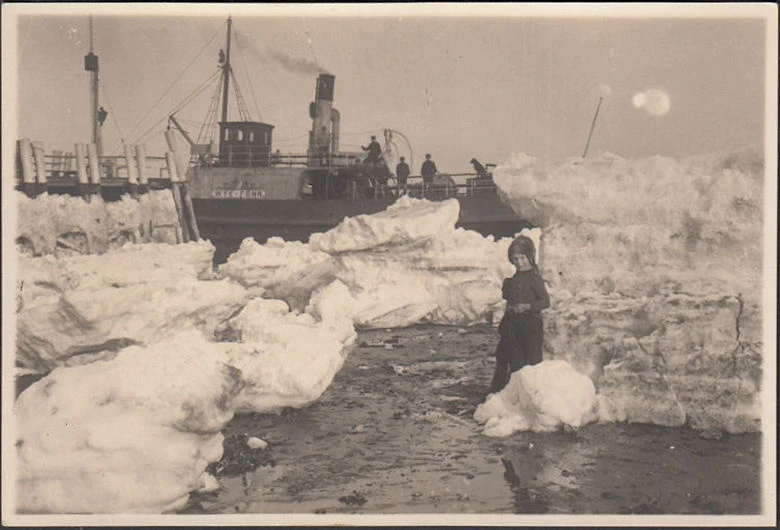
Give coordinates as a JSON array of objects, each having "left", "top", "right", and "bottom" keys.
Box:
[
  {"left": 501, "top": 270, "right": 550, "bottom": 315},
  {"left": 488, "top": 269, "right": 550, "bottom": 394},
  {"left": 421, "top": 159, "right": 437, "bottom": 181},
  {"left": 363, "top": 141, "right": 381, "bottom": 162},
  {"left": 396, "top": 161, "right": 410, "bottom": 181}
]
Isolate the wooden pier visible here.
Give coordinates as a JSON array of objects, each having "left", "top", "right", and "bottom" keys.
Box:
[
  {"left": 16, "top": 138, "right": 177, "bottom": 198},
  {"left": 15, "top": 138, "right": 200, "bottom": 245}
]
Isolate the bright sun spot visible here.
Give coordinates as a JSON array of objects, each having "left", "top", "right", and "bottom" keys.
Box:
[{"left": 632, "top": 88, "right": 671, "bottom": 116}]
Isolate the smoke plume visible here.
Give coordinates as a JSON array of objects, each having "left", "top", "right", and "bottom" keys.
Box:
[
  {"left": 234, "top": 32, "right": 329, "bottom": 75},
  {"left": 267, "top": 48, "right": 329, "bottom": 75}
]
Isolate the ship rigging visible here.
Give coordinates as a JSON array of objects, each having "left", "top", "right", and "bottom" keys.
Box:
[{"left": 15, "top": 15, "right": 532, "bottom": 264}]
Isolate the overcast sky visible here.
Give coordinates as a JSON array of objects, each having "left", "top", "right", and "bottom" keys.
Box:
[{"left": 7, "top": 4, "right": 771, "bottom": 173}]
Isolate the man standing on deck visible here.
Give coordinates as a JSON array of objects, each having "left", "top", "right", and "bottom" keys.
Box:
[
  {"left": 362, "top": 135, "right": 382, "bottom": 164},
  {"left": 395, "top": 156, "right": 410, "bottom": 196},
  {"left": 470, "top": 158, "right": 488, "bottom": 179},
  {"left": 421, "top": 153, "right": 437, "bottom": 193}
]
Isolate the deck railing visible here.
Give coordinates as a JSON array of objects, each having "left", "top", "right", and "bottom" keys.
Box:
[
  {"left": 200, "top": 148, "right": 365, "bottom": 169},
  {"left": 16, "top": 139, "right": 179, "bottom": 198},
  {"left": 16, "top": 138, "right": 200, "bottom": 242},
  {"left": 17, "top": 137, "right": 499, "bottom": 206},
  {"left": 304, "top": 171, "right": 498, "bottom": 201}
]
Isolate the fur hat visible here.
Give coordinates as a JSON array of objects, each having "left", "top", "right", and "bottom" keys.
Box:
[{"left": 507, "top": 235, "right": 536, "bottom": 266}]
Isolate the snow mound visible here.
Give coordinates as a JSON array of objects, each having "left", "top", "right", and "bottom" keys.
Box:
[
  {"left": 308, "top": 195, "right": 460, "bottom": 253},
  {"left": 490, "top": 149, "right": 764, "bottom": 433},
  {"left": 16, "top": 279, "right": 358, "bottom": 512},
  {"left": 218, "top": 281, "right": 356, "bottom": 413},
  {"left": 219, "top": 197, "right": 537, "bottom": 328},
  {"left": 218, "top": 237, "right": 338, "bottom": 310},
  {"left": 16, "top": 190, "right": 181, "bottom": 257},
  {"left": 15, "top": 331, "right": 242, "bottom": 514},
  {"left": 494, "top": 149, "right": 763, "bottom": 301},
  {"left": 17, "top": 240, "right": 246, "bottom": 372},
  {"left": 19, "top": 240, "right": 215, "bottom": 296},
  {"left": 474, "top": 360, "right": 598, "bottom": 437}
]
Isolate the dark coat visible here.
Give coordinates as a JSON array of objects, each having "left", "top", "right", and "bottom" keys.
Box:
[
  {"left": 488, "top": 270, "right": 550, "bottom": 394},
  {"left": 363, "top": 140, "right": 381, "bottom": 161},
  {"left": 421, "top": 159, "right": 437, "bottom": 178},
  {"left": 395, "top": 161, "right": 410, "bottom": 180}
]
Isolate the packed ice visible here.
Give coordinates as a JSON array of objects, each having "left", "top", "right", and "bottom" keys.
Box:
[
  {"left": 474, "top": 360, "right": 598, "bottom": 436},
  {"left": 216, "top": 282, "right": 356, "bottom": 413},
  {"left": 16, "top": 189, "right": 181, "bottom": 257},
  {"left": 220, "top": 195, "right": 537, "bottom": 328},
  {"left": 14, "top": 242, "right": 355, "bottom": 513},
  {"left": 489, "top": 148, "right": 764, "bottom": 434},
  {"left": 16, "top": 241, "right": 247, "bottom": 373},
  {"left": 493, "top": 149, "right": 763, "bottom": 300},
  {"left": 12, "top": 148, "right": 766, "bottom": 513},
  {"left": 15, "top": 331, "right": 242, "bottom": 513}
]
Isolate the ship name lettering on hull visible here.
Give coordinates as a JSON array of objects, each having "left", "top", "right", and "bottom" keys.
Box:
[{"left": 211, "top": 189, "right": 267, "bottom": 199}]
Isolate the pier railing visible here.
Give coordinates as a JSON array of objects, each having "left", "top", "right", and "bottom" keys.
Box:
[
  {"left": 16, "top": 138, "right": 200, "bottom": 243},
  {"left": 15, "top": 139, "right": 179, "bottom": 198}
]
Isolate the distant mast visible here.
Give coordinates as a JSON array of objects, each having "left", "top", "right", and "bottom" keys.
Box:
[
  {"left": 84, "top": 15, "right": 102, "bottom": 155},
  {"left": 582, "top": 96, "right": 604, "bottom": 159},
  {"left": 220, "top": 17, "right": 232, "bottom": 123}
]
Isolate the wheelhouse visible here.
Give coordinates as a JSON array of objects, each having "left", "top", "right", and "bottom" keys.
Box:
[{"left": 218, "top": 121, "right": 274, "bottom": 167}]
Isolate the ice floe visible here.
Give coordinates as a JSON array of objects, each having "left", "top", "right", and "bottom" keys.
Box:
[
  {"left": 220, "top": 195, "right": 536, "bottom": 328},
  {"left": 15, "top": 331, "right": 241, "bottom": 513},
  {"left": 10, "top": 148, "right": 768, "bottom": 513},
  {"left": 474, "top": 360, "right": 598, "bottom": 437}
]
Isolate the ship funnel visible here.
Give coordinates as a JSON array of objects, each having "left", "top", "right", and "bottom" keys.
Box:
[
  {"left": 309, "top": 74, "right": 338, "bottom": 166},
  {"left": 316, "top": 73, "right": 335, "bottom": 102}
]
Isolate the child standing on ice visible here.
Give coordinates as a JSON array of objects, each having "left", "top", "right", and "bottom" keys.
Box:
[{"left": 487, "top": 235, "right": 550, "bottom": 394}]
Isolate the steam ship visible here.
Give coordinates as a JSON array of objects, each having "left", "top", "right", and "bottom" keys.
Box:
[
  {"left": 16, "top": 17, "right": 532, "bottom": 262},
  {"left": 181, "top": 18, "right": 531, "bottom": 262}
]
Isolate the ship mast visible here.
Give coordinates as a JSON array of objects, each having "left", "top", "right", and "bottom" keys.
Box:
[
  {"left": 220, "top": 17, "right": 232, "bottom": 123},
  {"left": 582, "top": 95, "right": 604, "bottom": 159},
  {"left": 84, "top": 15, "right": 102, "bottom": 155}
]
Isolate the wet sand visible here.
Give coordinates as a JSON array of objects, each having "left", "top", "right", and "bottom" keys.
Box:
[{"left": 185, "top": 325, "right": 761, "bottom": 515}]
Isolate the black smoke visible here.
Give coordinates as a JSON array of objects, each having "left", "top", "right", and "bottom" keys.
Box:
[{"left": 234, "top": 32, "right": 329, "bottom": 75}]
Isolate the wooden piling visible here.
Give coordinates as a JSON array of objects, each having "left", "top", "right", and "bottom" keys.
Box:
[
  {"left": 180, "top": 181, "right": 201, "bottom": 241},
  {"left": 164, "top": 131, "right": 200, "bottom": 241},
  {"left": 74, "top": 144, "right": 88, "bottom": 184},
  {"left": 86, "top": 143, "right": 101, "bottom": 196},
  {"left": 19, "top": 139, "right": 36, "bottom": 197},
  {"left": 32, "top": 141, "right": 47, "bottom": 195},
  {"left": 135, "top": 144, "right": 149, "bottom": 193},
  {"left": 164, "top": 130, "right": 189, "bottom": 181},
  {"left": 166, "top": 151, "right": 189, "bottom": 243},
  {"left": 75, "top": 143, "right": 89, "bottom": 200},
  {"left": 166, "top": 151, "right": 179, "bottom": 184},
  {"left": 124, "top": 143, "right": 139, "bottom": 196}
]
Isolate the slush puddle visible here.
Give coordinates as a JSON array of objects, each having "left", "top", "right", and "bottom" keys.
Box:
[{"left": 186, "top": 326, "right": 761, "bottom": 515}]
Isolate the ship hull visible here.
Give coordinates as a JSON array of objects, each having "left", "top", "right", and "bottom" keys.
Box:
[{"left": 192, "top": 193, "right": 532, "bottom": 263}]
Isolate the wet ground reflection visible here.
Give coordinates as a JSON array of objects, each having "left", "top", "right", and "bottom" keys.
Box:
[{"left": 185, "top": 326, "right": 761, "bottom": 515}]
